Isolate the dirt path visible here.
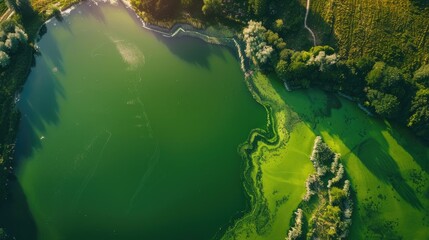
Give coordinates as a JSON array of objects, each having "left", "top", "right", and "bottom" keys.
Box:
[{"left": 305, "top": 0, "right": 317, "bottom": 46}]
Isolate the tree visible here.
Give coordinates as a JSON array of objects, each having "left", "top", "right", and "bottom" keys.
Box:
[
  {"left": 279, "top": 49, "right": 293, "bottom": 61},
  {"left": 5, "top": 33, "right": 19, "bottom": 53},
  {"left": 366, "top": 62, "right": 406, "bottom": 98},
  {"left": 243, "top": 21, "right": 273, "bottom": 66},
  {"left": 265, "top": 30, "right": 286, "bottom": 51},
  {"left": 0, "top": 20, "right": 16, "bottom": 34},
  {"left": 52, "top": 7, "right": 63, "bottom": 21},
  {"left": 202, "top": 0, "right": 221, "bottom": 16},
  {"left": 408, "top": 88, "right": 429, "bottom": 139},
  {"left": 366, "top": 89, "right": 400, "bottom": 118},
  {"left": 275, "top": 59, "right": 288, "bottom": 80},
  {"left": 265, "top": 30, "right": 279, "bottom": 45},
  {"left": 273, "top": 19, "right": 284, "bottom": 32},
  {"left": 0, "top": 31, "right": 6, "bottom": 42},
  {"left": 4, "top": 0, "right": 18, "bottom": 12},
  {"left": 413, "top": 64, "right": 429, "bottom": 88},
  {"left": 0, "top": 228, "right": 9, "bottom": 240},
  {"left": 287, "top": 52, "right": 313, "bottom": 87},
  {"left": 329, "top": 187, "right": 346, "bottom": 205},
  {"left": 307, "top": 50, "right": 338, "bottom": 72},
  {"left": 341, "top": 57, "right": 374, "bottom": 96},
  {"left": 135, "top": 0, "right": 180, "bottom": 19},
  {"left": 0, "top": 51, "right": 10, "bottom": 68},
  {"left": 0, "top": 42, "right": 6, "bottom": 52},
  {"left": 248, "top": 0, "right": 267, "bottom": 17},
  {"left": 317, "top": 205, "right": 341, "bottom": 238},
  {"left": 310, "top": 45, "right": 335, "bottom": 56},
  {"left": 14, "top": 26, "right": 27, "bottom": 42},
  {"left": 181, "top": 0, "right": 194, "bottom": 8}
]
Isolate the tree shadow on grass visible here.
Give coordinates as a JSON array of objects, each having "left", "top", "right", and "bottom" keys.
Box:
[
  {"left": 270, "top": 82, "right": 424, "bottom": 210},
  {"left": 388, "top": 125, "right": 429, "bottom": 174},
  {"left": 355, "top": 138, "right": 423, "bottom": 209},
  {"left": 411, "top": 0, "right": 429, "bottom": 9}
]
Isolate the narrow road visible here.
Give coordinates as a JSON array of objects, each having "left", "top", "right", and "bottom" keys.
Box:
[{"left": 304, "top": 0, "right": 317, "bottom": 46}]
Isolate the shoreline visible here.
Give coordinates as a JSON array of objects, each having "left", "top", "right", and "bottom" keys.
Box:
[
  {"left": 7, "top": 1, "right": 265, "bottom": 239},
  {"left": 45, "top": 0, "right": 250, "bottom": 75}
]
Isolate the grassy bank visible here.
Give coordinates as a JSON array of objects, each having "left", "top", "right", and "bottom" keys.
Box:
[
  {"left": 222, "top": 72, "right": 429, "bottom": 239},
  {"left": 221, "top": 72, "right": 315, "bottom": 239}
]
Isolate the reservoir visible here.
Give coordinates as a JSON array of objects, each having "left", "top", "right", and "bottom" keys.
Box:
[{"left": 0, "top": 2, "right": 266, "bottom": 239}]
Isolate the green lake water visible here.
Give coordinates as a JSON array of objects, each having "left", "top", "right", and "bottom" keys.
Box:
[{"left": 0, "top": 2, "right": 266, "bottom": 239}]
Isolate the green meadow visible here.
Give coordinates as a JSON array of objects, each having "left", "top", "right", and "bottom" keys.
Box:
[{"left": 223, "top": 72, "right": 429, "bottom": 239}]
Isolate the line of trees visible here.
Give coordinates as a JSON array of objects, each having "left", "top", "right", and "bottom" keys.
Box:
[
  {"left": 0, "top": 21, "right": 28, "bottom": 68},
  {"left": 0, "top": 20, "right": 29, "bottom": 204},
  {"left": 289, "top": 136, "right": 353, "bottom": 239}
]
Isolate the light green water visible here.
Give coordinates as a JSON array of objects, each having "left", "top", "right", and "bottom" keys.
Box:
[{"left": 0, "top": 2, "right": 266, "bottom": 239}]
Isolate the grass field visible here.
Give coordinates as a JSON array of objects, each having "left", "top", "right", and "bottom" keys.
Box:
[
  {"left": 0, "top": 0, "right": 7, "bottom": 16},
  {"left": 222, "top": 72, "right": 429, "bottom": 239},
  {"left": 302, "top": 0, "right": 429, "bottom": 71},
  {"left": 282, "top": 86, "right": 429, "bottom": 239}
]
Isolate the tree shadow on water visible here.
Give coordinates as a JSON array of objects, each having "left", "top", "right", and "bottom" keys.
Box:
[
  {"left": 37, "top": 28, "right": 66, "bottom": 75},
  {"left": 0, "top": 180, "right": 37, "bottom": 240},
  {"left": 85, "top": 1, "right": 107, "bottom": 24},
  {"left": 155, "top": 35, "right": 217, "bottom": 69},
  {"left": 117, "top": 0, "right": 230, "bottom": 70},
  {"left": 15, "top": 35, "right": 65, "bottom": 162}
]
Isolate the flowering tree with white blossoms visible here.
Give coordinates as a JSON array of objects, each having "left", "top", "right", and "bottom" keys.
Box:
[{"left": 243, "top": 20, "right": 273, "bottom": 66}]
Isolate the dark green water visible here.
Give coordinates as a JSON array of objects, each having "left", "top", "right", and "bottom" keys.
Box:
[{"left": 0, "top": 2, "right": 265, "bottom": 239}]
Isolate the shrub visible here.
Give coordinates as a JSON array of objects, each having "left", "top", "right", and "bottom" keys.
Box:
[
  {"left": 14, "top": 26, "right": 28, "bottom": 42},
  {"left": 0, "top": 51, "right": 10, "bottom": 67},
  {"left": 5, "top": 33, "right": 19, "bottom": 53},
  {"left": 243, "top": 20, "right": 273, "bottom": 66},
  {"left": 286, "top": 208, "right": 303, "bottom": 240},
  {"left": 413, "top": 64, "right": 429, "bottom": 88}
]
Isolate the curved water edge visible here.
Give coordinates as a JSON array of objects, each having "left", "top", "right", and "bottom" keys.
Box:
[
  {"left": 216, "top": 66, "right": 429, "bottom": 239},
  {"left": 5, "top": 2, "right": 265, "bottom": 239},
  {"left": 37, "top": 0, "right": 249, "bottom": 75},
  {"left": 43, "top": 2, "right": 269, "bottom": 237}
]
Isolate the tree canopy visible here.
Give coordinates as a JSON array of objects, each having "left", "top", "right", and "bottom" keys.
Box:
[{"left": 243, "top": 20, "right": 273, "bottom": 66}]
